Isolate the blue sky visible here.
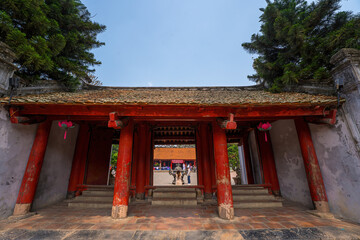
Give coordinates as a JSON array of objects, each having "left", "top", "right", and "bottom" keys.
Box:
[{"left": 82, "top": 0, "right": 360, "bottom": 87}]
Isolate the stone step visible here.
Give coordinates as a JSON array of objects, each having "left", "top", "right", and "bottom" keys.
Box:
[
  {"left": 153, "top": 191, "right": 196, "bottom": 198},
  {"left": 233, "top": 201, "right": 283, "bottom": 208},
  {"left": 73, "top": 196, "right": 113, "bottom": 202},
  {"left": 153, "top": 187, "right": 196, "bottom": 192},
  {"left": 82, "top": 191, "right": 114, "bottom": 197},
  {"left": 68, "top": 201, "right": 112, "bottom": 208},
  {"left": 85, "top": 185, "right": 114, "bottom": 191},
  {"left": 233, "top": 194, "right": 276, "bottom": 201},
  {"left": 232, "top": 188, "right": 269, "bottom": 195},
  {"left": 152, "top": 198, "right": 197, "bottom": 206},
  {"left": 232, "top": 185, "right": 268, "bottom": 189}
]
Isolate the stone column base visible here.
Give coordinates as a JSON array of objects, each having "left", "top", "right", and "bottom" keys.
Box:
[
  {"left": 111, "top": 205, "right": 128, "bottom": 219},
  {"left": 13, "top": 203, "right": 31, "bottom": 216},
  {"left": 218, "top": 204, "right": 234, "bottom": 220},
  {"left": 135, "top": 193, "right": 145, "bottom": 200},
  {"left": 66, "top": 191, "right": 76, "bottom": 199},
  {"left": 204, "top": 193, "right": 213, "bottom": 199},
  {"left": 272, "top": 190, "right": 280, "bottom": 196},
  {"left": 314, "top": 201, "right": 330, "bottom": 212}
]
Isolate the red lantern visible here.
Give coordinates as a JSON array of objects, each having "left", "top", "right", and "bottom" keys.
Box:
[
  {"left": 257, "top": 122, "right": 272, "bottom": 142},
  {"left": 58, "top": 120, "right": 75, "bottom": 139}
]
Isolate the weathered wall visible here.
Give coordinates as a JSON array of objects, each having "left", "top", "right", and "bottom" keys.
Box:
[
  {"left": 270, "top": 120, "right": 313, "bottom": 208},
  {"left": 0, "top": 106, "right": 38, "bottom": 219},
  {"left": 309, "top": 111, "right": 360, "bottom": 223},
  {"left": 32, "top": 121, "right": 79, "bottom": 210},
  {"left": 270, "top": 116, "right": 360, "bottom": 223}
]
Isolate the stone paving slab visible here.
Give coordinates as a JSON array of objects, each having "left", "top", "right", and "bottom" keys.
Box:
[
  {"left": 1, "top": 228, "right": 360, "bottom": 240},
  {"left": 1, "top": 202, "right": 360, "bottom": 239}
]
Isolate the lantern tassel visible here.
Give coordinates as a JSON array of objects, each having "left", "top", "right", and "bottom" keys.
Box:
[
  {"left": 64, "top": 130, "right": 67, "bottom": 140},
  {"left": 265, "top": 132, "right": 267, "bottom": 142}
]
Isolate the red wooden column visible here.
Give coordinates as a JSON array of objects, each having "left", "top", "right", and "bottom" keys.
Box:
[
  {"left": 150, "top": 136, "right": 155, "bottom": 186},
  {"left": 212, "top": 122, "right": 234, "bottom": 220},
  {"left": 145, "top": 125, "right": 151, "bottom": 190},
  {"left": 257, "top": 130, "right": 280, "bottom": 195},
  {"left": 13, "top": 121, "right": 52, "bottom": 216},
  {"left": 136, "top": 123, "right": 147, "bottom": 199},
  {"left": 77, "top": 128, "right": 90, "bottom": 192},
  {"left": 295, "top": 118, "right": 330, "bottom": 212},
  {"left": 67, "top": 124, "right": 90, "bottom": 198},
  {"left": 200, "top": 123, "right": 212, "bottom": 199},
  {"left": 208, "top": 124, "right": 217, "bottom": 192},
  {"left": 195, "top": 127, "right": 204, "bottom": 187},
  {"left": 242, "top": 134, "right": 254, "bottom": 184},
  {"left": 112, "top": 120, "right": 134, "bottom": 219},
  {"left": 130, "top": 127, "right": 139, "bottom": 194}
]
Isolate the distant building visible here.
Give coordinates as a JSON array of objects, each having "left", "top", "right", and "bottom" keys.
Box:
[{"left": 153, "top": 147, "right": 196, "bottom": 170}]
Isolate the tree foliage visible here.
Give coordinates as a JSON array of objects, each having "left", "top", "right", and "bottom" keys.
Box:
[
  {"left": 111, "top": 144, "right": 118, "bottom": 167},
  {"left": 242, "top": 0, "right": 360, "bottom": 92},
  {"left": 227, "top": 143, "right": 240, "bottom": 171},
  {"left": 0, "top": 0, "right": 105, "bottom": 90}
]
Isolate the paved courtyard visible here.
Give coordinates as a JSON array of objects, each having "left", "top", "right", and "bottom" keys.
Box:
[
  {"left": 152, "top": 170, "right": 236, "bottom": 186},
  {"left": 153, "top": 171, "right": 198, "bottom": 185},
  {"left": 1, "top": 201, "right": 360, "bottom": 239}
]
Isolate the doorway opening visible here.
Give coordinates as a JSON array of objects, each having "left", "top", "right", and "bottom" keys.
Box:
[
  {"left": 108, "top": 144, "right": 118, "bottom": 186},
  {"left": 153, "top": 144, "right": 198, "bottom": 186}
]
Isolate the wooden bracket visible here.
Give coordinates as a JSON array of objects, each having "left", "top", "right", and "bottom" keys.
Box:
[
  {"left": 218, "top": 113, "right": 237, "bottom": 130},
  {"left": 305, "top": 109, "right": 337, "bottom": 125},
  {"left": 108, "top": 112, "right": 129, "bottom": 129},
  {"left": 9, "top": 107, "right": 46, "bottom": 124}
]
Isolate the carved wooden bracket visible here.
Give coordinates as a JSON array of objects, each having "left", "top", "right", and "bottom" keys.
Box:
[
  {"left": 108, "top": 112, "right": 129, "bottom": 129},
  {"left": 218, "top": 113, "right": 237, "bottom": 130}
]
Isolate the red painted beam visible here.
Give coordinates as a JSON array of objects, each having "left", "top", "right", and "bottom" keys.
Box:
[
  {"left": 153, "top": 135, "right": 194, "bottom": 140},
  {"left": 9, "top": 104, "right": 332, "bottom": 119},
  {"left": 112, "top": 120, "right": 134, "bottom": 218},
  {"left": 295, "top": 118, "right": 330, "bottom": 212},
  {"left": 305, "top": 109, "right": 337, "bottom": 125},
  {"left": 13, "top": 121, "right": 52, "bottom": 215},
  {"left": 212, "top": 122, "right": 234, "bottom": 220}
]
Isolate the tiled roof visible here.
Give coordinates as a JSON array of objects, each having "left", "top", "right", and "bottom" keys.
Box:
[{"left": 0, "top": 87, "right": 338, "bottom": 106}]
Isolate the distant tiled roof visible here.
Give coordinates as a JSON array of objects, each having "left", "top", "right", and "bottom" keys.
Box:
[
  {"left": 154, "top": 148, "right": 196, "bottom": 160},
  {"left": 0, "top": 86, "right": 338, "bottom": 106}
]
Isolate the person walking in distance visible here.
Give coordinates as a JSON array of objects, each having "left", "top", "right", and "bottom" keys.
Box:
[{"left": 187, "top": 166, "right": 191, "bottom": 185}]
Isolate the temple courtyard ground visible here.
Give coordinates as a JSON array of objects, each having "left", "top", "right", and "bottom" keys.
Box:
[{"left": 0, "top": 201, "right": 360, "bottom": 240}]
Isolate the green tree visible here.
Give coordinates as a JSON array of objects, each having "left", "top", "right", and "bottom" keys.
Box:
[
  {"left": 227, "top": 143, "right": 240, "bottom": 171},
  {"left": 111, "top": 144, "right": 118, "bottom": 167},
  {"left": 242, "top": 0, "right": 360, "bottom": 92},
  {"left": 0, "top": 0, "right": 105, "bottom": 90}
]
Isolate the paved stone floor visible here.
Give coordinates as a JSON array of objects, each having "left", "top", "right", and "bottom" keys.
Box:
[{"left": 1, "top": 202, "right": 360, "bottom": 239}]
